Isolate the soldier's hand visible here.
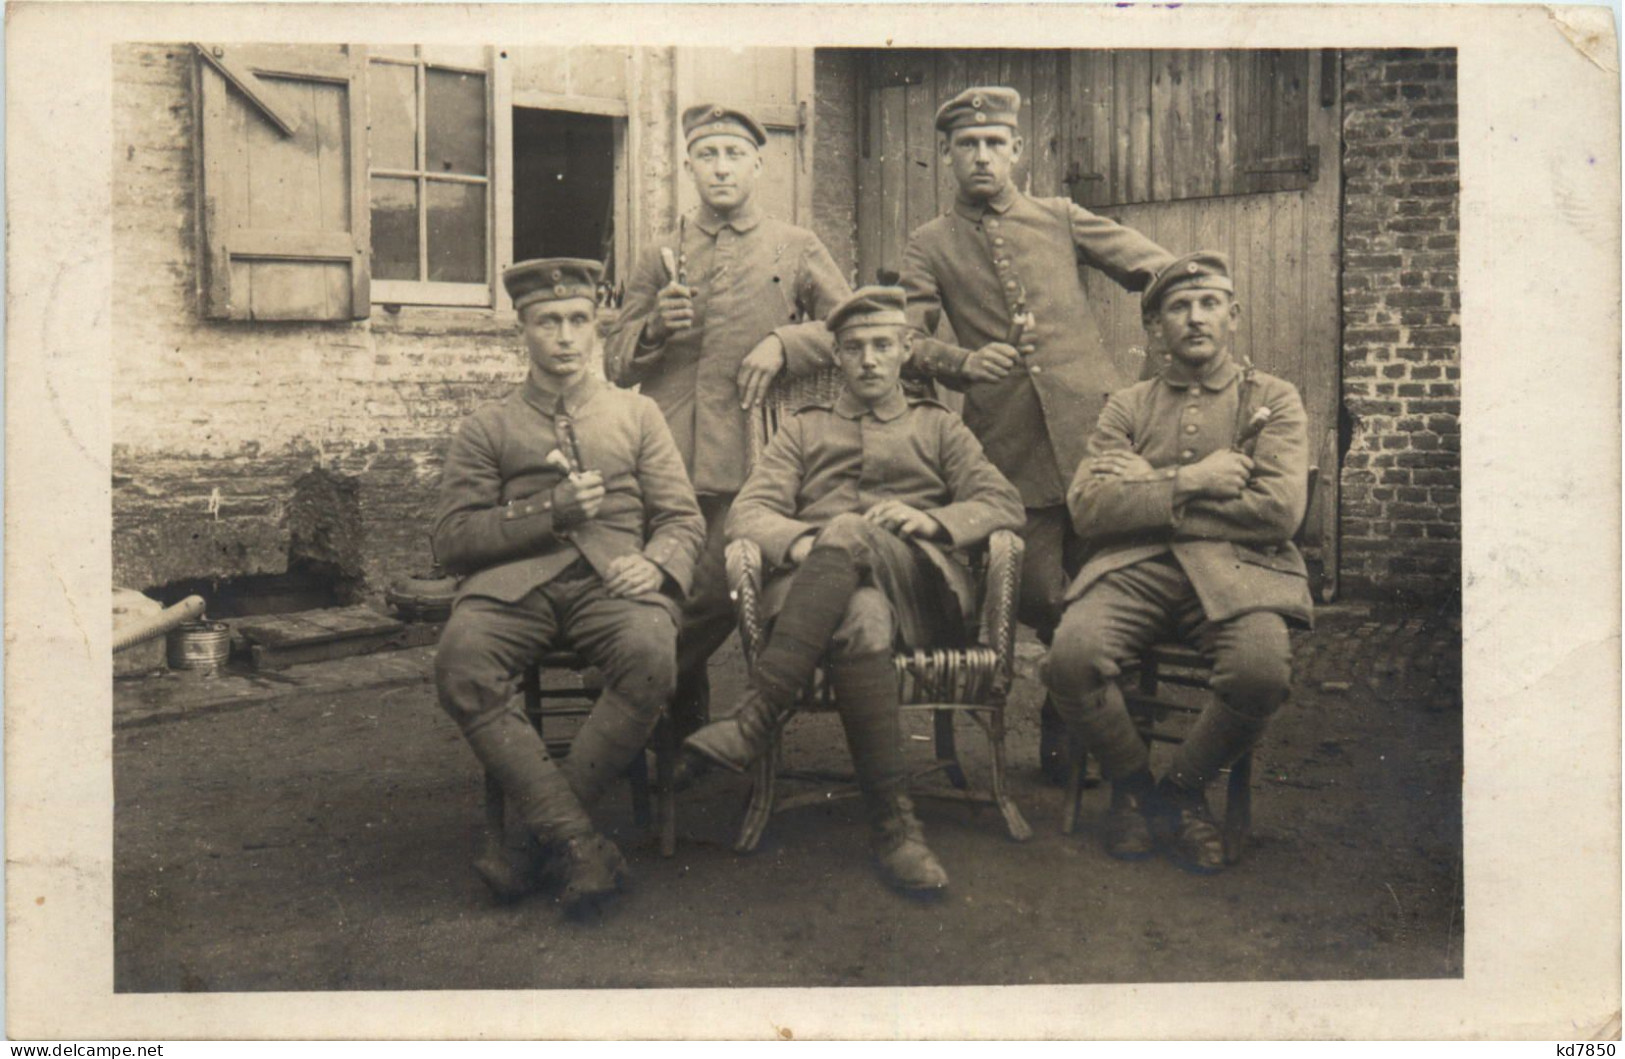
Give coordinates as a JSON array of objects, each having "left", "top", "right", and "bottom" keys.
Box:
[
  {"left": 786, "top": 534, "right": 816, "bottom": 566},
  {"left": 1179, "top": 451, "right": 1254, "bottom": 500},
  {"left": 865, "top": 500, "right": 945, "bottom": 541},
  {"left": 552, "top": 470, "right": 605, "bottom": 527},
  {"left": 646, "top": 282, "right": 695, "bottom": 343},
  {"left": 963, "top": 342, "right": 1018, "bottom": 383},
  {"left": 1090, "top": 450, "right": 1156, "bottom": 479},
  {"left": 737, "top": 334, "right": 786, "bottom": 409},
  {"left": 603, "top": 553, "right": 664, "bottom": 598}
]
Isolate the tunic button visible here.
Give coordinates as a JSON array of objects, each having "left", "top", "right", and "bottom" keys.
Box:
[
  {"left": 1188, "top": 385, "right": 1200, "bottom": 394},
  {"left": 1181, "top": 449, "right": 1195, "bottom": 460},
  {"left": 1031, "top": 365, "right": 1042, "bottom": 374},
  {"left": 997, "top": 260, "right": 1009, "bottom": 270},
  {"left": 1187, "top": 404, "right": 1200, "bottom": 413},
  {"left": 1005, "top": 280, "right": 1017, "bottom": 290},
  {"left": 987, "top": 219, "right": 1000, "bottom": 229},
  {"left": 994, "top": 237, "right": 1005, "bottom": 246},
  {"left": 1184, "top": 424, "right": 1198, "bottom": 434}
]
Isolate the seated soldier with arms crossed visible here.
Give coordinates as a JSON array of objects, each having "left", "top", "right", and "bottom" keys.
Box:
[
  {"left": 1042, "top": 252, "right": 1313, "bottom": 874},
  {"left": 432, "top": 259, "right": 704, "bottom": 913},
  {"left": 679, "top": 286, "right": 1024, "bottom": 893}
]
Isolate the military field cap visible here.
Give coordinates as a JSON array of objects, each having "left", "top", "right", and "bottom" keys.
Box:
[
  {"left": 683, "top": 103, "right": 768, "bottom": 148},
  {"left": 1142, "top": 251, "right": 1236, "bottom": 315},
  {"left": 934, "top": 85, "right": 1022, "bottom": 134},
  {"left": 504, "top": 258, "right": 603, "bottom": 313},
  {"left": 827, "top": 285, "right": 909, "bottom": 333}
]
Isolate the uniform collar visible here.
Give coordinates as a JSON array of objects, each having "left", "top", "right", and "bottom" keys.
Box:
[
  {"left": 833, "top": 384, "right": 909, "bottom": 422},
  {"left": 953, "top": 183, "right": 1019, "bottom": 221},
  {"left": 1160, "top": 352, "right": 1243, "bottom": 392},
  {"left": 693, "top": 199, "right": 763, "bottom": 236},
  {"left": 521, "top": 369, "right": 602, "bottom": 417}
]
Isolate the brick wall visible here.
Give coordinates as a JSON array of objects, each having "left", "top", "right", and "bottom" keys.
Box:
[
  {"left": 113, "top": 44, "right": 527, "bottom": 596},
  {"left": 1339, "top": 49, "right": 1460, "bottom": 600}
]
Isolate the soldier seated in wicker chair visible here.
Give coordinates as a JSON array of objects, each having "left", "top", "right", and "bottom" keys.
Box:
[{"left": 678, "top": 286, "right": 1024, "bottom": 892}]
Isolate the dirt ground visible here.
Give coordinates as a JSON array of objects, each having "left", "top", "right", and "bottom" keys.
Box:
[{"left": 114, "top": 599, "right": 1462, "bottom": 992}]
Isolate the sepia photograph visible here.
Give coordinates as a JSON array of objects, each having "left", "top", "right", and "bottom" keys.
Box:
[
  {"left": 109, "top": 38, "right": 1462, "bottom": 992},
  {"left": 5, "top": 1, "right": 1618, "bottom": 1041}
]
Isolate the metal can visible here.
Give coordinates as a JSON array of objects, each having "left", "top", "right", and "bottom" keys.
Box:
[{"left": 167, "top": 619, "right": 231, "bottom": 672}]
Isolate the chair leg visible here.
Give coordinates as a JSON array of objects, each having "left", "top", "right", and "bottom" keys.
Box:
[
  {"left": 986, "top": 707, "right": 1033, "bottom": 841},
  {"left": 934, "top": 708, "right": 969, "bottom": 789},
  {"left": 653, "top": 714, "right": 677, "bottom": 858},
  {"left": 735, "top": 730, "right": 781, "bottom": 854},
  {"left": 1060, "top": 750, "right": 1084, "bottom": 836},
  {"left": 1223, "top": 751, "right": 1253, "bottom": 865},
  {"left": 627, "top": 743, "right": 652, "bottom": 830}
]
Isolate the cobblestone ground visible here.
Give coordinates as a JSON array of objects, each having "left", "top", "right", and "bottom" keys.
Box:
[{"left": 114, "top": 597, "right": 1463, "bottom": 992}]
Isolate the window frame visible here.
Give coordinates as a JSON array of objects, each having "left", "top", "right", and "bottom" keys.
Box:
[
  {"left": 368, "top": 46, "right": 503, "bottom": 308},
  {"left": 504, "top": 84, "right": 631, "bottom": 315}
]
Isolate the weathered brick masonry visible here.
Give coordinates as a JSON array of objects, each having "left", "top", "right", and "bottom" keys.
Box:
[{"left": 1339, "top": 49, "right": 1461, "bottom": 600}]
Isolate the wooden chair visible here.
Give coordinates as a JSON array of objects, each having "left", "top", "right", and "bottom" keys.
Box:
[
  {"left": 1061, "top": 467, "right": 1319, "bottom": 866},
  {"left": 480, "top": 651, "right": 677, "bottom": 865},
  {"left": 723, "top": 368, "right": 1032, "bottom": 853}
]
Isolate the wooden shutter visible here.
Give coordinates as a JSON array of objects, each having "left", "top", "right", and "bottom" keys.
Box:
[
  {"left": 1058, "top": 49, "right": 1314, "bottom": 208},
  {"left": 194, "top": 44, "right": 370, "bottom": 321}
]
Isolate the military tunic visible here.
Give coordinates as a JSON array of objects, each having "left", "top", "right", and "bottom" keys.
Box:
[
  {"left": 728, "top": 386, "right": 1024, "bottom": 647},
  {"left": 1040, "top": 350, "right": 1311, "bottom": 785},
  {"left": 605, "top": 201, "right": 852, "bottom": 497},
  {"left": 432, "top": 372, "right": 705, "bottom": 609},
  {"left": 901, "top": 185, "right": 1175, "bottom": 507}
]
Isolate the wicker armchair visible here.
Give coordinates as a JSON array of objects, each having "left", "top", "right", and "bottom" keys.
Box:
[{"left": 722, "top": 367, "right": 1032, "bottom": 853}]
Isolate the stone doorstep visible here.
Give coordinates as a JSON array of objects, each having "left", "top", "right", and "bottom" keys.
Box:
[{"left": 114, "top": 645, "right": 441, "bottom": 730}]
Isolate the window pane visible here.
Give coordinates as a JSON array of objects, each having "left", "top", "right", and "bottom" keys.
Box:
[
  {"left": 371, "top": 177, "right": 419, "bottom": 281},
  {"left": 427, "top": 180, "right": 485, "bottom": 283},
  {"left": 368, "top": 61, "right": 418, "bottom": 171},
  {"left": 425, "top": 68, "right": 487, "bottom": 176}
]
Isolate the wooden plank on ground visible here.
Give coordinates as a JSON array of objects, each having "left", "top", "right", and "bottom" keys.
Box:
[{"left": 238, "top": 606, "right": 404, "bottom": 649}]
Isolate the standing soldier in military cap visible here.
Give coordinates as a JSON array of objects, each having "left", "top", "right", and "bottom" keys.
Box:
[
  {"left": 900, "top": 84, "right": 1179, "bottom": 782},
  {"left": 606, "top": 103, "right": 853, "bottom": 740},
  {"left": 433, "top": 258, "right": 705, "bottom": 912},
  {"left": 1041, "top": 251, "right": 1312, "bottom": 874}
]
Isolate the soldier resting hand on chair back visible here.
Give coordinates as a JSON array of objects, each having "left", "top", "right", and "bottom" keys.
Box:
[
  {"left": 432, "top": 258, "right": 704, "bottom": 912},
  {"left": 1041, "top": 251, "right": 1314, "bottom": 875},
  {"left": 680, "top": 285, "right": 1024, "bottom": 893}
]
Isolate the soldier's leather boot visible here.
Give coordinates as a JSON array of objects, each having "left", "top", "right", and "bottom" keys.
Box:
[
  {"left": 554, "top": 833, "right": 630, "bottom": 914},
  {"left": 682, "top": 544, "right": 862, "bottom": 773},
  {"left": 472, "top": 813, "right": 547, "bottom": 902},
  {"left": 1103, "top": 768, "right": 1157, "bottom": 860},
  {"left": 464, "top": 716, "right": 627, "bottom": 912},
  {"left": 679, "top": 684, "right": 794, "bottom": 773},
  {"left": 868, "top": 792, "right": 949, "bottom": 892}
]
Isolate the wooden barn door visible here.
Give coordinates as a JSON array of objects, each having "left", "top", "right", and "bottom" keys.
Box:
[
  {"left": 675, "top": 48, "right": 815, "bottom": 227},
  {"left": 857, "top": 49, "right": 1343, "bottom": 592}
]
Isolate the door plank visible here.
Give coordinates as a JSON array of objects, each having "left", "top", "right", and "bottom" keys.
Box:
[
  {"left": 1027, "top": 50, "right": 1063, "bottom": 199},
  {"left": 878, "top": 82, "right": 908, "bottom": 275},
  {"left": 904, "top": 72, "right": 938, "bottom": 241}
]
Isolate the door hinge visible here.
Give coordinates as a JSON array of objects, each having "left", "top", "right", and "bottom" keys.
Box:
[{"left": 1244, "top": 145, "right": 1320, "bottom": 183}]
